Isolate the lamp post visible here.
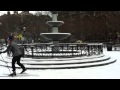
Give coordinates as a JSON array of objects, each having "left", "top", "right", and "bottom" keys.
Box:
[
  {"left": 23, "top": 27, "right": 26, "bottom": 34},
  {"left": 107, "top": 32, "right": 112, "bottom": 51},
  {"left": 23, "top": 27, "right": 26, "bottom": 44}
]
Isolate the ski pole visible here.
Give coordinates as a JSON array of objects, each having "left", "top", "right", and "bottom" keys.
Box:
[{"left": 0, "top": 54, "right": 11, "bottom": 74}]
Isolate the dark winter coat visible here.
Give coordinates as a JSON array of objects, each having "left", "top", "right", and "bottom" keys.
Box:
[{"left": 3, "top": 41, "right": 22, "bottom": 57}]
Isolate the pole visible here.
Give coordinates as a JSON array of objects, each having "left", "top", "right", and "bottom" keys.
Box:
[{"left": 0, "top": 54, "right": 11, "bottom": 74}]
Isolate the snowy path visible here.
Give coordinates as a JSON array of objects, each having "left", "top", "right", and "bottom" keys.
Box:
[{"left": 0, "top": 48, "right": 120, "bottom": 79}]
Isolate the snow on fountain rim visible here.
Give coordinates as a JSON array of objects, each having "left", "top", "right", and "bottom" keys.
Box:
[
  {"left": 41, "top": 33, "right": 71, "bottom": 35},
  {"left": 47, "top": 21, "right": 64, "bottom": 22}
]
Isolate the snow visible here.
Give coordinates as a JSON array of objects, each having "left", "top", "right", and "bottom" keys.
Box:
[
  {"left": 40, "top": 33, "right": 71, "bottom": 35},
  {"left": 0, "top": 48, "right": 120, "bottom": 79}
]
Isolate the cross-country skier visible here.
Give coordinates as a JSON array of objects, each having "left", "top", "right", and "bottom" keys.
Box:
[{"left": 0, "top": 35, "right": 27, "bottom": 76}]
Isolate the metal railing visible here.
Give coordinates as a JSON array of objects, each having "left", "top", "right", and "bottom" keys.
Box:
[{"left": 19, "top": 43, "right": 103, "bottom": 58}]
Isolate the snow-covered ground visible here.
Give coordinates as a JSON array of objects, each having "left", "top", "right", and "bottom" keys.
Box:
[{"left": 0, "top": 48, "right": 120, "bottom": 79}]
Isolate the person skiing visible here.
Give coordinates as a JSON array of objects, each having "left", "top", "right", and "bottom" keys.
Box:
[{"left": 0, "top": 35, "right": 27, "bottom": 76}]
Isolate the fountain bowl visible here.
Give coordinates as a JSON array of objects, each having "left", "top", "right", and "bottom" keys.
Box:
[
  {"left": 46, "top": 21, "right": 64, "bottom": 27},
  {"left": 40, "top": 33, "right": 71, "bottom": 41}
]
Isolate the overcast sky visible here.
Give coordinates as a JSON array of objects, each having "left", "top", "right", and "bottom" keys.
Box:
[{"left": 0, "top": 11, "right": 37, "bottom": 16}]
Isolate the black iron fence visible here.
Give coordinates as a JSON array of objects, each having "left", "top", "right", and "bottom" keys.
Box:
[{"left": 17, "top": 43, "right": 103, "bottom": 58}]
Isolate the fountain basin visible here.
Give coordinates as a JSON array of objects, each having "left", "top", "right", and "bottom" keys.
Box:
[
  {"left": 40, "top": 33, "right": 71, "bottom": 41},
  {"left": 46, "top": 21, "right": 64, "bottom": 27}
]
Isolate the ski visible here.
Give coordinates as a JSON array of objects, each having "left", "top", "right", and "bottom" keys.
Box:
[{"left": 0, "top": 73, "right": 28, "bottom": 77}]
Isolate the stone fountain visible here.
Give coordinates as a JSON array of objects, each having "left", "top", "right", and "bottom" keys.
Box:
[{"left": 40, "top": 11, "right": 71, "bottom": 48}]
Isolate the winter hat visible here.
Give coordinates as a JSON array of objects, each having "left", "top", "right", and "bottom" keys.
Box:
[{"left": 8, "top": 35, "right": 14, "bottom": 41}]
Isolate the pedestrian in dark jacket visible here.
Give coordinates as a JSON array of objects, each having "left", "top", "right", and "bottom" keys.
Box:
[{"left": 0, "top": 35, "right": 27, "bottom": 76}]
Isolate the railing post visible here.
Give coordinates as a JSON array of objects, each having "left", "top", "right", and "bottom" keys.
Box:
[
  {"left": 101, "top": 45, "right": 103, "bottom": 54},
  {"left": 100, "top": 45, "right": 103, "bottom": 54},
  {"left": 52, "top": 46, "right": 53, "bottom": 58},
  {"left": 80, "top": 46, "right": 82, "bottom": 56},
  {"left": 98, "top": 45, "right": 100, "bottom": 54},
  {"left": 22, "top": 45, "right": 25, "bottom": 57},
  {"left": 87, "top": 45, "right": 90, "bottom": 56},
  {"left": 31, "top": 46, "right": 34, "bottom": 58},
  {"left": 61, "top": 46, "right": 64, "bottom": 56},
  {"left": 72, "top": 46, "right": 74, "bottom": 56}
]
